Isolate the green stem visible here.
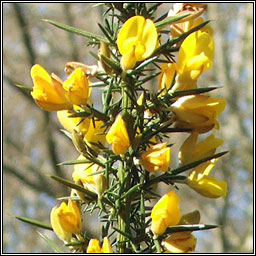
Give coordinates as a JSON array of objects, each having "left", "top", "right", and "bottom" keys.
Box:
[
  {"left": 103, "top": 79, "right": 113, "bottom": 114},
  {"left": 140, "top": 175, "right": 146, "bottom": 233},
  {"left": 121, "top": 82, "right": 132, "bottom": 118},
  {"left": 153, "top": 237, "right": 163, "bottom": 253},
  {"left": 117, "top": 160, "right": 126, "bottom": 253},
  {"left": 121, "top": 79, "right": 135, "bottom": 142},
  {"left": 116, "top": 69, "right": 135, "bottom": 253},
  {"left": 117, "top": 158, "right": 133, "bottom": 253},
  {"left": 117, "top": 213, "right": 126, "bottom": 253}
]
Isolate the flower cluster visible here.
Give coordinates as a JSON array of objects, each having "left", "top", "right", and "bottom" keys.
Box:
[{"left": 21, "top": 3, "right": 228, "bottom": 254}]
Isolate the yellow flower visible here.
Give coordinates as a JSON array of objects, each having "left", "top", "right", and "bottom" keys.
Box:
[
  {"left": 50, "top": 199, "right": 81, "bottom": 242},
  {"left": 31, "top": 65, "right": 91, "bottom": 111},
  {"left": 162, "top": 209, "right": 199, "bottom": 253},
  {"left": 179, "top": 131, "right": 224, "bottom": 166},
  {"left": 170, "top": 17, "right": 213, "bottom": 42},
  {"left": 176, "top": 31, "right": 214, "bottom": 89},
  {"left": 140, "top": 143, "right": 170, "bottom": 173},
  {"left": 151, "top": 191, "right": 181, "bottom": 236},
  {"left": 106, "top": 115, "right": 130, "bottom": 155},
  {"left": 30, "top": 64, "right": 71, "bottom": 111},
  {"left": 63, "top": 68, "right": 91, "bottom": 106},
  {"left": 158, "top": 63, "right": 176, "bottom": 93},
  {"left": 84, "top": 119, "right": 106, "bottom": 150},
  {"left": 180, "top": 133, "right": 225, "bottom": 195},
  {"left": 72, "top": 155, "right": 107, "bottom": 197},
  {"left": 193, "top": 17, "right": 213, "bottom": 35},
  {"left": 87, "top": 237, "right": 113, "bottom": 253},
  {"left": 171, "top": 95, "right": 226, "bottom": 133},
  {"left": 72, "top": 155, "right": 95, "bottom": 185},
  {"left": 162, "top": 232, "right": 197, "bottom": 253},
  {"left": 117, "top": 16, "right": 158, "bottom": 70},
  {"left": 57, "top": 111, "right": 106, "bottom": 151},
  {"left": 57, "top": 106, "right": 91, "bottom": 136},
  {"left": 168, "top": 3, "right": 211, "bottom": 40},
  {"left": 187, "top": 159, "right": 228, "bottom": 198}
]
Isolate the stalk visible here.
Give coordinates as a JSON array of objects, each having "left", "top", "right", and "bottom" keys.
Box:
[
  {"left": 117, "top": 160, "right": 126, "bottom": 253},
  {"left": 116, "top": 74, "right": 135, "bottom": 253}
]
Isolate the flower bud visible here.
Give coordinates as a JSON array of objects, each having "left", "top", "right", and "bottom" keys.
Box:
[
  {"left": 87, "top": 237, "right": 113, "bottom": 253},
  {"left": 50, "top": 199, "right": 82, "bottom": 242},
  {"left": 30, "top": 64, "right": 71, "bottom": 111},
  {"left": 171, "top": 95, "right": 226, "bottom": 133},
  {"left": 140, "top": 143, "right": 170, "bottom": 173},
  {"left": 187, "top": 159, "right": 228, "bottom": 198},
  {"left": 57, "top": 107, "right": 91, "bottom": 136},
  {"left": 158, "top": 63, "right": 176, "bottom": 94},
  {"left": 106, "top": 115, "right": 130, "bottom": 155},
  {"left": 63, "top": 68, "right": 91, "bottom": 106},
  {"left": 84, "top": 119, "right": 106, "bottom": 152},
  {"left": 72, "top": 130, "right": 87, "bottom": 154},
  {"left": 98, "top": 42, "right": 112, "bottom": 74},
  {"left": 93, "top": 173, "right": 108, "bottom": 198},
  {"left": 72, "top": 155, "right": 107, "bottom": 197},
  {"left": 151, "top": 191, "right": 181, "bottom": 236},
  {"left": 179, "top": 131, "right": 224, "bottom": 166}
]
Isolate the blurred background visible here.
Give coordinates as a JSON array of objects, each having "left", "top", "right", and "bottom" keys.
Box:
[{"left": 3, "top": 3, "right": 253, "bottom": 253}]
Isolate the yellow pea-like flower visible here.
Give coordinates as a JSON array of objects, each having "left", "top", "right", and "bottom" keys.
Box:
[
  {"left": 31, "top": 64, "right": 71, "bottom": 111},
  {"left": 84, "top": 119, "right": 106, "bottom": 150},
  {"left": 72, "top": 155, "right": 96, "bottom": 185},
  {"left": 117, "top": 16, "right": 158, "bottom": 70},
  {"left": 168, "top": 3, "right": 210, "bottom": 40},
  {"left": 31, "top": 65, "right": 91, "bottom": 111},
  {"left": 106, "top": 115, "right": 130, "bottom": 155},
  {"left": 170, "top": 17, "right": 213, "bottom": 45},
  {"left": 72, "top": 155, "right": 107, "bottom": 197},
  {"left": 179, "top": 131, "right": 224, "bottom": 166},
  {"left": 50, "top": 199, "right": 82, "bottom": 242},
  {"left": 162, "top": 208, "right": 199, "bottom": 253},
  {"left": 140, "top": 143, "right": 170, "bottom": 173},
  {"left": 191, "top": 17, "right": 214, "bottom": 36},
  {"left": 158, "top": 62, "right": 176, "bottom": 94},
  {"left": 57, "top": 106, "right": 91, "bottom": 136},
  {"left": 87, "top": 239, "right": 102, "bottom": 253},
  {"left": 162, "top": 232, "right": 197, "bottom": 253},
  {"left": 151, "top": 191, "right": 181, "bottom": 236},
  {"left": 87, "top": 237, "right": 113, "bottom": 253},
  {"left": 187, "top": 159, "right": 228, "bottom": 198},
  {"left": 63, "top": 68, "right": 91, "bottom": 106},
  {"left": 176, "top": 31, "right": 214, "bottom": 88},
  {"left": 171, "top": 95, "right": 226, "bottom": 133},
  {"left": 57, "top": 111, "right": 106, "bottom": 151}
]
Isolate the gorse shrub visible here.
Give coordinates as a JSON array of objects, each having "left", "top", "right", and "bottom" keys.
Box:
[{"left": 17, "top": 3, "right": 228, "bottom": 253}]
